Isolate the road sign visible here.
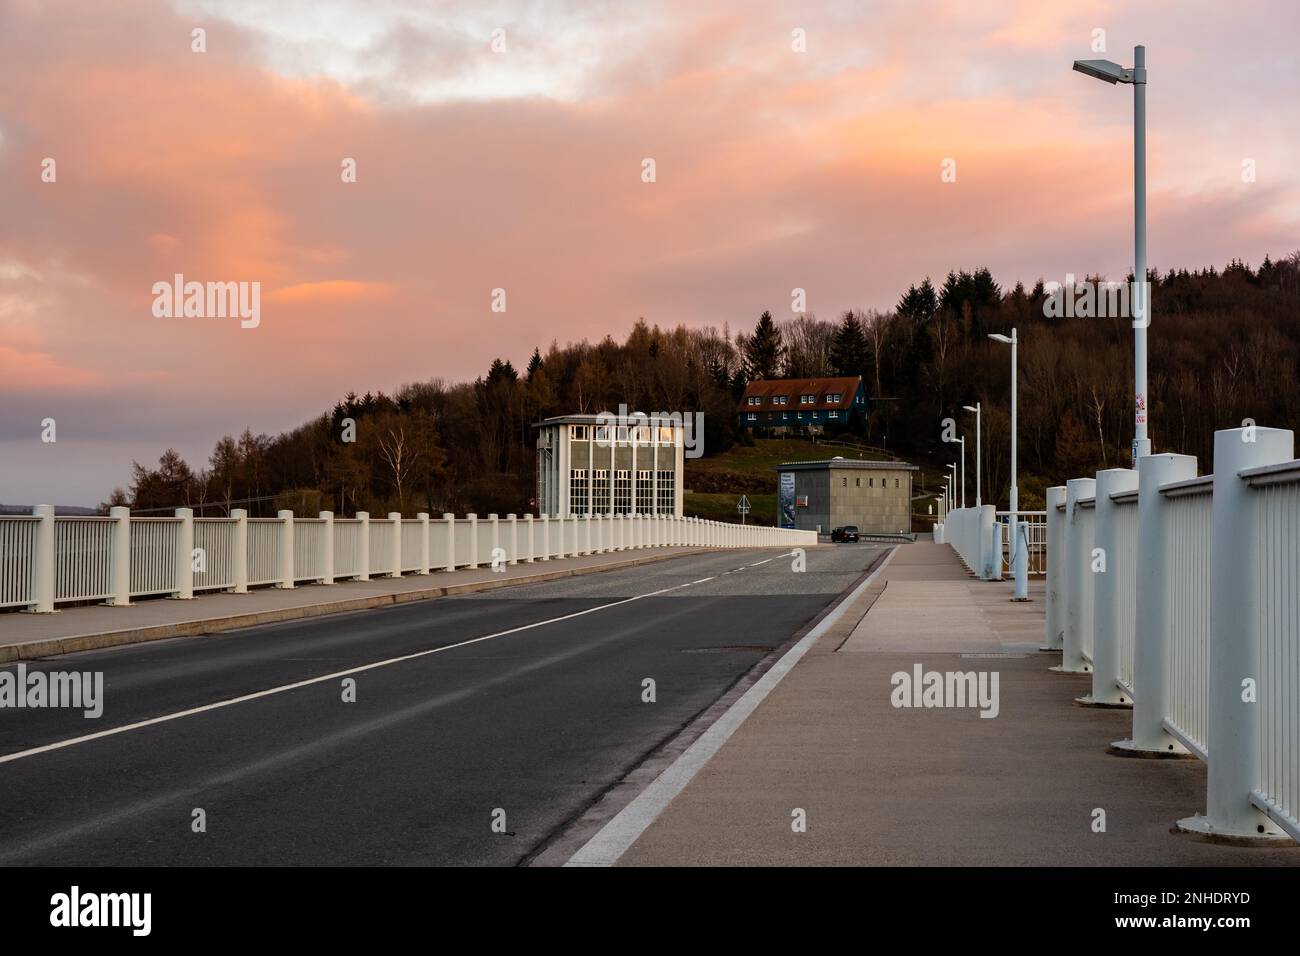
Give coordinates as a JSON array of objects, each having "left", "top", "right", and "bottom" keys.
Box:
[{"left": 737, "top": 495, "right": 750, "bottom": 524}]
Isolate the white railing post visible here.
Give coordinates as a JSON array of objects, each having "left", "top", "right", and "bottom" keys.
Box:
[
  {"left": 1042, "top": 487, "right": 1066, "bottom": 649},
  {"left": 1083, "top": 468, "right": 1138, "bottom": 706},
  {"left": 584, "top": 513, "right": 593, "bottom": 555},
  {"left": 592, "top": 514, "right": 603, "bottom": 553},
  {"left": 978, "top": 505, "right": 997, "bottom": 579},
  {"left": 320, "top": 511, "right": 335, "bottom": 584},
  {"left": 418, "top": 512, "right": 430, "bottom": 574},
  {"left": 486, "top": 513, "right": 499, "bottom": 567},
  {"left": 388, "top": 512, "right": 403, "bottom": 578},
  {"left": 524, "top": 514, "right": 535, "bottom": 562},
  {"left": 277, "top": 509, "right": 295, "bottom": 588},
  {"left": 538, "top": 514, "right": 549, "bottom": 561},
  {"left": 173, "top": 507, "right": 195, "bottom": 599},
  {"left": 29, "top": 504, "right": 55, "bottom": 613},
  {"left": 357, "top": 511, "right": 370, "bottom": 580},
  {"left": 443, "top": 513, "right": 456, "bottom": 572},
  {"left": 108, "top": 505, "right": 132, "bottom": 606},
  {"left": 507, "top": 514, "right": 518, "bottom": 564},
  {"left": 1178, "top": 425, "right": 1296, "bottom": 842},
  {"left": 1013, "top": 520, "right": 1029, "bottom": 600},
  {"left": 1052, "top": 477, "right": 1095, "bottom": 674},
  {"left": 232, "top": 508, "right": 249, "bottom": 593},
  {"left": 1112, "top": 453, "right": 1196, "bottom": 756},
  {"left": 554, "top": 513, "right": 565, "bottom": 559},
  {"left": 467, "top": 513, "right": 479, "bottom": 568}
]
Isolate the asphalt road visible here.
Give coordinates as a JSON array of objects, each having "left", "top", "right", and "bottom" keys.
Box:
[{"left": 0, "top": 544, "right": 882, "bottom": 865}]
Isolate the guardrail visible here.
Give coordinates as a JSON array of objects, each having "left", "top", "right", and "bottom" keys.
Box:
[
  {"left": 935, "top": 505, "right": 1041, "bottom": 584},
  {"left": 1049, "top": 425, "right": 1300, "bottom": 844},
  {"left": 0, "top": 508, "right": 817, "bottom": 614}
]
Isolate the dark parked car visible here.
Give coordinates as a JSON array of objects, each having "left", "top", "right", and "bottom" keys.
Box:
[{"left": 831, "top": 525, "right": 860, "bottom": 543}]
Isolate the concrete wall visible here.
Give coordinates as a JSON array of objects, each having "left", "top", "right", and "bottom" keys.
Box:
[{"left": 791, "top": 467, "right": 913, "bottom": 534}]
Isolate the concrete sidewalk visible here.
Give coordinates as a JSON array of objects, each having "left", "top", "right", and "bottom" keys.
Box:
[
  {"left": 618, "top": 541, "right": 1300, "bottom": 866},
  {"left": 0, "top": 547, "right": 716, "bottom": 662}
]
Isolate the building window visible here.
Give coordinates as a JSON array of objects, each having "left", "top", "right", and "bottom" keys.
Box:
[
  {"left": 895, "top": 478, "right": 900, "bottom": 488},
  {"left": 656, "top": 470, "right": 674, "bottom": 514},
  {"left": 636, "top": 470, "right": 653, "bottom": 514},
  {"left": 570, "top": 469, "right": 589, "bottom": 515},
  {"left": 748, "top": 413, "right": 757, "bottom": 421},
  {"left": 829, "top": 411, "right": 839, "bottom": 420},
  {"left": 658, "top": 425, "right": 675, "bottom": 443},
  {"left": 841, "top": 477, "right": 847, "bottom": 488},
  {"left": 595, "top": 425, "right": 611, "bottom": 444},
  {"left": 572, "top": 425, "right": 591, "bottom": 441},
  {"left": 782, "top": 412, "right": 788, "bottom": 420},
  {"left": 614, "top": 470, "right": 632, "bottom": 514},
  {"left": 855, "top": 477, "right": 861, "bottom": 487},
  {"left": 869, "top": 477, "right": 874, "bottom": 488},
  {"left": 592, "top": 469, "right": 610, "bottom": 513}
]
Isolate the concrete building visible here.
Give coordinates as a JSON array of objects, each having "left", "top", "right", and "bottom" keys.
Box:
[
  {"left": 776, "top": 458, "right": 918, "bottom": 535},
  {"left": 533, "top": 414, "right": 685, "bottom": 517}
]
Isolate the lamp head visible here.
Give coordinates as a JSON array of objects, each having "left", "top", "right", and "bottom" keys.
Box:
[
  {"left": 988, "top": 333, "right": 1013, "bottom": 344},
  {"left": 1072, "top": 58, "right": 1132, "bottom": 84}
]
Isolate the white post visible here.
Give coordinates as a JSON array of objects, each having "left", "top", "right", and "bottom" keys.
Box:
[
  {"left": 173, "top": 507, "right": 195, "bottom": 599},
  {"left": 232, "top": 508, "right": 249, "bottom": 593},
  {"left": 978, "top": 504, "right": 997, "bottom": 580},
  {"left": 554, "top": 513, "right": 564, "bottom": 559},
  {"left": 507, "top": 514, "right": 518, "bottom": 565},
  {"left": 418, "top": 512, "right": 430, "bottom": 574},
  {"left": 585, "top": 513, "right": 593, "bottom": 555},
  {"left": 356, "top": 511, "right": 370, "bottom": 581},
  {"left": 1178, "top": 426, "right": 1295, "bottom": 841},
  {"left": 108, "top": 505, "right": 131, "bottom": 606},
  {"left": 443, "top": 513, "right": 456, "bottom": 572},
  {"left": 1013, "top": 520, "right": 1029, "bottom": 600},
  {"left": 277, "top": 509, "right": 295, "bottom": 589},
  {"left": 388, "top": 512, "right": 402, "bottom": 578},
  {"left": 1131, "top": 45, "right": 1151, "bottom": 464},
  {"left": 594, "top": 514, "right": 604, "bottom": 553},
  {"left": 538, "top": 514, "right": 549, "bottom": 561},
  {"left": 1083, "top": 468, "right": 1138, "bottom": 706},
  {"left": 1052, "top": 478, "right": 1095, "bottom": 674},
  {"left": 30, "top": 504, "right": 55, "bottom": 613},
  {"left": 524, "top": 514, "right": 535, "bottom": 562},
  {"left": 1111, "top": 453, "right": 1195, "bottom": 756},
  {"left": 1042, "top": 487, "right": 1065, "bottom": 646},
  {"left": 320, "top": 511, "right": 335, "bottom": 584},
  {"left": 467, "top": 513, "right": 479, "bottom": 568}
]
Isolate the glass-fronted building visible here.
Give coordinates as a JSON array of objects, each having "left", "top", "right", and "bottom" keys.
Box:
[{"left": 532, "top": 414, "right": 685, "bottom": 518}]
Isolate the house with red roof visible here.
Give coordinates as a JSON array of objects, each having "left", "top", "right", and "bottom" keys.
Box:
[{"left": 735, "top": 375, "right": 866, "bottom": 434}]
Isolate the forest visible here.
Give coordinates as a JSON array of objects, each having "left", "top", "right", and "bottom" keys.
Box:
[{"left": 112, "top": 252, "right": 1300, "bottom": 517}]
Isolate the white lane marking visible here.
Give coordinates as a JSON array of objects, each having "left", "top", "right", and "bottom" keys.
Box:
[
  {"left": 0, "top": 563, "right": 743, "bottom": 766},
  {"left": 566, "top": 545, "right": 898, "bottom": 866}
]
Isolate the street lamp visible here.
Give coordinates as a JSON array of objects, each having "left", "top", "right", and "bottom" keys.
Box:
[
  {"left": 962, "top": 403, "right": 981, "bottom": 507},
  {"left": 947, "top": 463, "right": 958, "bottom": 511},
  {"left": 989, "top": 330, "right": 1018, "bottom": 515},
  {"left": 1073, "top": 45, "right": 1151, "bottom": 464},
  {"left": 958, "top": 436, "right": 966, "bottom": 508}
]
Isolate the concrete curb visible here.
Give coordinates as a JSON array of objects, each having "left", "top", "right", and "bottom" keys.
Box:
[{"left": 0, "top": 548, "right": 722, "bottom": 663}]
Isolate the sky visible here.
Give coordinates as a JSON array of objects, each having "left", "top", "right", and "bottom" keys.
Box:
[{"left": 1, "top": 0, "right": 1298, "bottom": 505}]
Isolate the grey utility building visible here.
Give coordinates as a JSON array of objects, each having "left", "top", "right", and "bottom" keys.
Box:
[{"left": 776, "top": 458, "right": 918, "bottom": 535}]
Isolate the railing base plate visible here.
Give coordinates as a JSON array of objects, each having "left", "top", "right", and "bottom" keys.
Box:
[
  {"left": 1107, "top": 738, "right": 1195, "bottom": 759},
  {"left": 1174, "top": 814, "right": 1297, "bottom": 847}
]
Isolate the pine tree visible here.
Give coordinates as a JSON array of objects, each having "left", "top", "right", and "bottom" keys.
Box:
[
  {"left": 829, "top": 310, "right": 868, "bottom": 377},
  {"left": 743, "top": 310, "right": 784, "bottom": 381}
]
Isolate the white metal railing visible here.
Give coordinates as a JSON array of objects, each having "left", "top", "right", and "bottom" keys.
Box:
[
  {"left": 1047, "top": 426, "right": 1300, "bottom": 844},
  {"left": 1163, "top": 490, "right": 1212, "bottom": 758},
  {"left": 2, "top": 508, "right": 816, "bottom": 616},
  {"left": 997, "top": 511, "right": 1046, "bottom": 576}
]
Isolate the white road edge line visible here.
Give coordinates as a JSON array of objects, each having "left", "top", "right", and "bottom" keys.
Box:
[
  {"left": 0, "top": 555, "right": 773, "bottom": 766},
  {"left": 565, "top": 545, "right": 898, "bottom": 867}
]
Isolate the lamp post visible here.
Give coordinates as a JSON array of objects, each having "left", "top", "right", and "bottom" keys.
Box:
[
  {"left": 963, "top": 403, "right": 981, "bottom": 507},
  {"left": 958, "top": 437, "right": 966, "bottom": 508},
  {"left": 947, "top": 463, "right": 958, "bottom": 511},
  {"left": 1073, "top": 46, "right": 1151, "bottom": 464},
  {"left": 988, "top": 330, "right": 1018, "bottom": 516}
]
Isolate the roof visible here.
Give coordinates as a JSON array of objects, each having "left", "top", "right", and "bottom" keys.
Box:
[
  {"left": 774, "top": 458, "right": 919, "bottom": 472},
  {"left": 736, "top": 376, "right": 862, "bottom": 413},
  {"left": 531, "top": 412, "right": 676, "bottom": 429}
]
